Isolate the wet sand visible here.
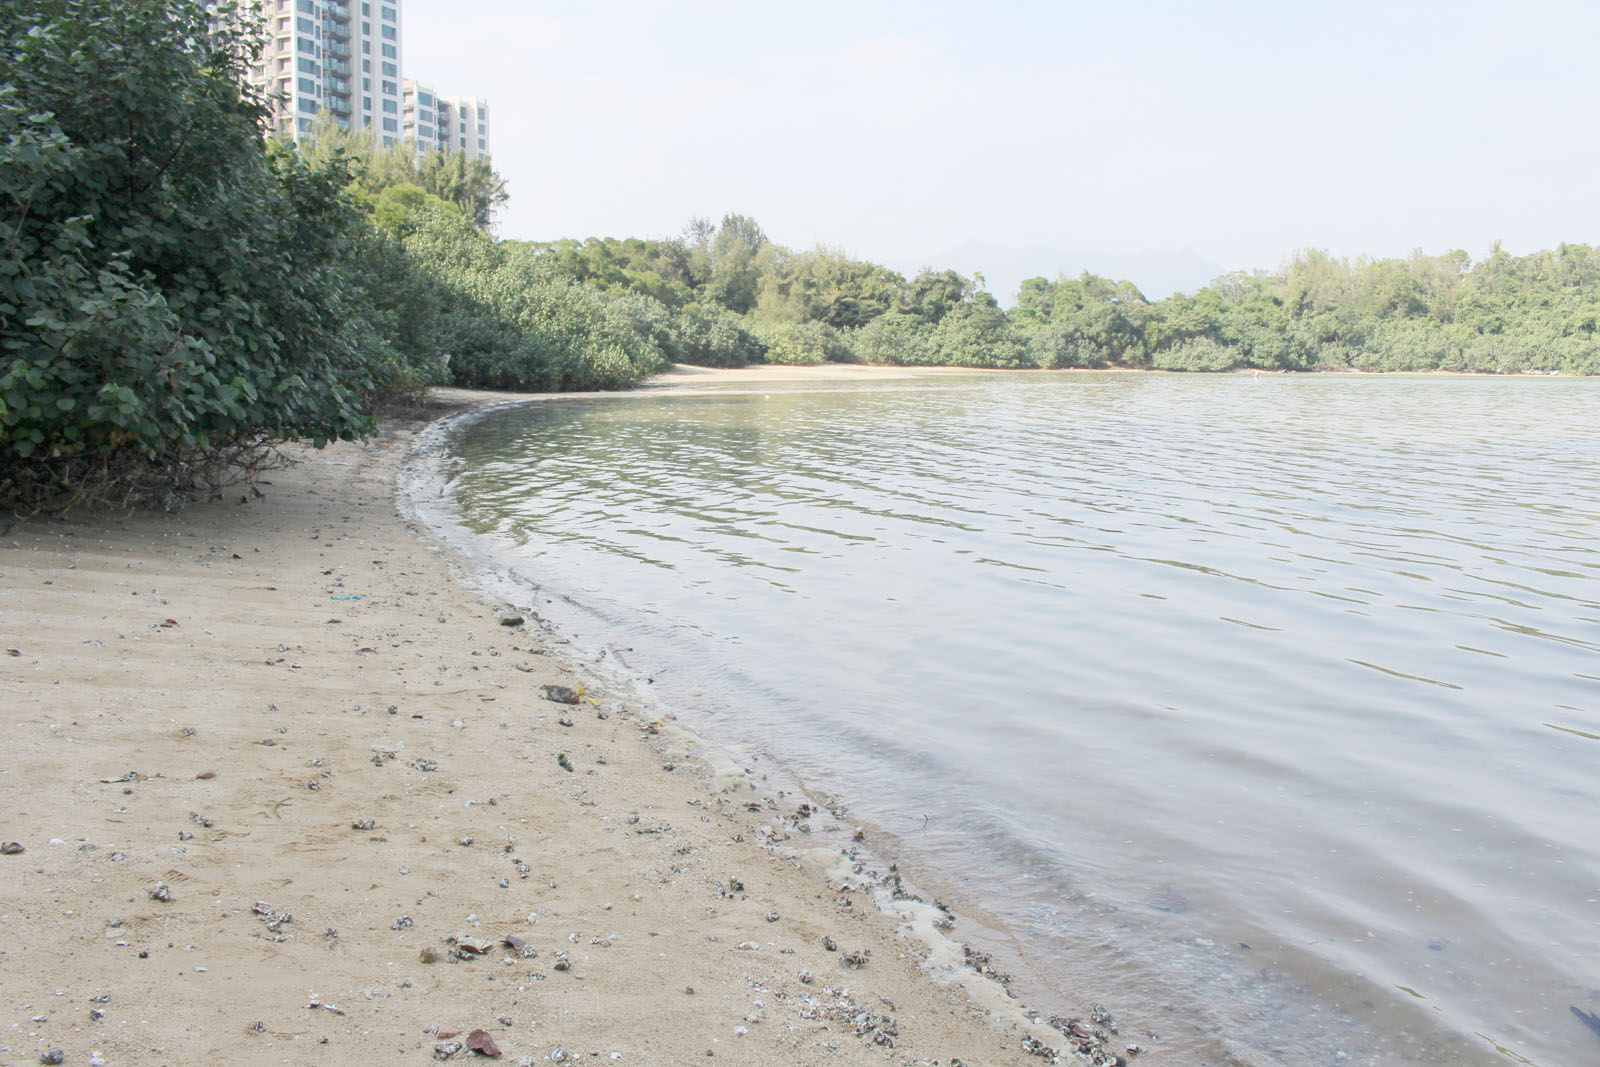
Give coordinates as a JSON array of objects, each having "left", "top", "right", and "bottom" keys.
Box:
[{"left": 0, "top": 387, "right": 1122, "bottom": 1066}]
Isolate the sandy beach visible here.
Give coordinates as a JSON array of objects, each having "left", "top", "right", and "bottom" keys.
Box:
[{"left": 0, "top": 385, "right": 1125, "bottom": 1067}]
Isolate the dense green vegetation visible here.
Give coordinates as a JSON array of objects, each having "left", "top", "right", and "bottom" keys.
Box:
[
  {"left": 2, "top": 0, "right": 1593, "bottom": 510},
  {"left": 528, "top": 228, "right": 1600, "bottom": 376}
]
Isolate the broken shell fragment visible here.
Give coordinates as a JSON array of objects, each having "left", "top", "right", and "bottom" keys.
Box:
[
  {"left": 465, "top": 1029, "right": 502, "bottom": 1056},
  {"left": 541, "top": 685, "right": 580, "bottom": 705}
]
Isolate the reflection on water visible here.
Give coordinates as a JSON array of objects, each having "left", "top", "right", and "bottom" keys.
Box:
[{"left": 425, "top": 373, "right": 1600, "bottom": 1065}]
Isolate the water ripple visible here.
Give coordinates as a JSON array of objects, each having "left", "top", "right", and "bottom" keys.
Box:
[{"left": 437, "top": 373, "right": 1600, "bottom": 1067}]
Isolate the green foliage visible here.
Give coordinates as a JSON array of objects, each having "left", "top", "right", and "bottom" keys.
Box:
[
  {"left": 1008, "top": 245, "right": 1600, "bottom": 374},
  {"left": 1151, "top": 336, "right": 1240, "bottom": 372},
  {"left": 416, "top": 149, "right": 509, "bottom": 230},
  {"left": 849, "top": 314, "right": 936, "bottom": 366},
  {"left": 751, "top": 320, "right": 835, "bottom": 366},
  {"left": 400, "top": 210, "right": 666, "bottom": 391},
  {"left": 753, "top": 247, "right": 905, "bottom": 330},
  {"left": 671, "top": 304, "right": 765, "bottom": 367},
  {"left": 524, "top": 236, "right": 697, "bottom": 308},
  {"left": 930, "top": 298, "right": 1031, "bottom": 368},
  {"left": 0, "top": 0, "right": 395, "bottom": 508}
]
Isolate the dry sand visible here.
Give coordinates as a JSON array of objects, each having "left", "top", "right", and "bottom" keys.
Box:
[{"left": 0, "top": 388, "right": 1127, "bottom": 1067}]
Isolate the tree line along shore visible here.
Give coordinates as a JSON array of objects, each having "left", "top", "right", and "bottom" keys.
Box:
[{"left": 4, "top": 1, "right": 1597, "bottom": 510}]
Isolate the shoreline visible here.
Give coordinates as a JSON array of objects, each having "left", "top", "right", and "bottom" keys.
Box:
[{"left": 0, "top": 392, "right": 1124, "bottom": 1066}]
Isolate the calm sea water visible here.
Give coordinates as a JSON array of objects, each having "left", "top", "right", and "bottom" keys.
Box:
[{"left": 414, "top": 373, "right": 1600, "bottom": 1066}]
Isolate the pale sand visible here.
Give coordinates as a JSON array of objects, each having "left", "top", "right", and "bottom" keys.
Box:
[{"left": 0, "top": 389, "right": 1109, "bottom": 1066}]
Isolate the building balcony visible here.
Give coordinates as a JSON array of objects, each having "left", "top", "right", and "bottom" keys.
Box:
[
  {"left": 326, "top": 2, "right": 351, "bottom": 17},
  {"left": 325, "top": 40, "right": 349, "bottom": 56},
  {"left": 323, "top": 20, "right": 349, "bottom": 40},
  {"left": 326, "top": 92, "right": 352, "bottom": 116}
]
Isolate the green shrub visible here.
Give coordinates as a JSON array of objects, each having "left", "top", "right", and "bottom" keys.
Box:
[
  {"left": 671, "top": 304, "right": 766, "bottom": 367},
  {"left": 0, "top": 1, "right": 388, "bottom": 508},
  {"left": 1152, "top": 336, "right": 1241, "bottom": 372}
]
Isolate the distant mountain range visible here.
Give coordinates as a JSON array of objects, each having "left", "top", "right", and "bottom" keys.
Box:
[{"left": 894, "top": 242, "right": 1229, "bottom": 305}]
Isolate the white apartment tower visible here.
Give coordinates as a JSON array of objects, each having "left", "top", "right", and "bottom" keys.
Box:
[
  {"left": 247, "top": 0, "right": 407, "bottom": 147},
  {"left": 403, "top": 81, "right": 491, "bottom": 160}
]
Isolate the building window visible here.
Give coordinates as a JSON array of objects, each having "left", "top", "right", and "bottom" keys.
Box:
[
  {"left": 298, "top": 57, "right": 317, "bottom": 72},
  {"left": 381, "top": 43, "right": 395, "bottom": 57},
  {"left": 298, "top": 76, "right": 315, "bottom": 93},
  {"left": 382, "top": 61, "right": 396, "bottom": 76},
  {"left": 478, "top": 138, "right": 486, "bottom": 150},
  {"left": 382, "top": 79, "right": 396, "bottom": 95},
  {"left": 418, "top": 91, "right": 432, "bottom": 106},
  {"left": 296, "top": 15, "right": 312, "bottom": 31},
  {"left": 381, "top": 5, "right": 396, "bottom": 19},
  {"left": 382, "top": 117, "right": 398, "bottom": 132},
  {"left": 361, "top": 2, "right": 369, "bottom": 12},
  {"left": 476, "top": 122, "right": 485, "bottom": 134},
  {"left": 297, "top": 36, "right": 315, "bottom": 53},
  {"left": 382, "top": 99, "right": 397, "bottom": 113},
  {"left": 361, "top": 20, "right": 370, "bottom": 34},
  {"left": 381, "top": 24, "right": 395, "bottom": 39},
  {"left": 362, "top": 77, "right": 370, "bottom": 90},
  {"left": 362, "top": 95, "right": 371, "bottom": 110},
  {"left": 362, "top": 115, "right": 371, "bottom": 126},
  {"left": 298, "top": 98, "right": 319, "bottom": 113},
  {"left": 297, "top": 0, "right": 314, "bottom": 11},
  {"left": 361, "top": 59, "right": 370, "bottom": 71}
]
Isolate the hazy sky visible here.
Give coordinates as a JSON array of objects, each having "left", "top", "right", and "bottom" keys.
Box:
[{"left": 404, "top": 0, "right": 1598, "bottom": 274}]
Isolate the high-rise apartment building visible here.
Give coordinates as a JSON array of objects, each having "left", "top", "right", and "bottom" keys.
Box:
[
  {"left": 246, "top": 0, "right": 417, "bottom": 150},
  {"left": 402, "top": 82, "right": 491, "bottom": 160}
]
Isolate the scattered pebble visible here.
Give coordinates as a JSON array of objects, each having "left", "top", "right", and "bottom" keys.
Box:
[{"left": 150, "top": 881, "right": 172, "bottom": 902}]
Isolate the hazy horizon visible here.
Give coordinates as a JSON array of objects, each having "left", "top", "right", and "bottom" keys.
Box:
[{"left": 405, "top": 0, "right": 1599, "bottom": 276}]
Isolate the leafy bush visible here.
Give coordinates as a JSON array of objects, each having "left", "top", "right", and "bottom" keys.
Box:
[
  {"left": 1152, "top": 336, "right": 1241, "bottom": 372},
  {"left": 0, "top": 0, "right": 388, "bottom": 509},
  {"left": 1022, "top": 323, "right": 1111, "bottom": 368},
  {"left": 930, "top": 300, "right": 1031, "bottom": 367},
  {"left": 750, "top": 320, "right": 834, "bottom": 365},
  {"left": 402, "top": 211, "right": 666, "bottom": 390},
  {"left": 671, "top": 304, "right": 766, "bottom": 367},
  {"left": 850, "top": 314, "right": 936, "bottom": 365}
]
